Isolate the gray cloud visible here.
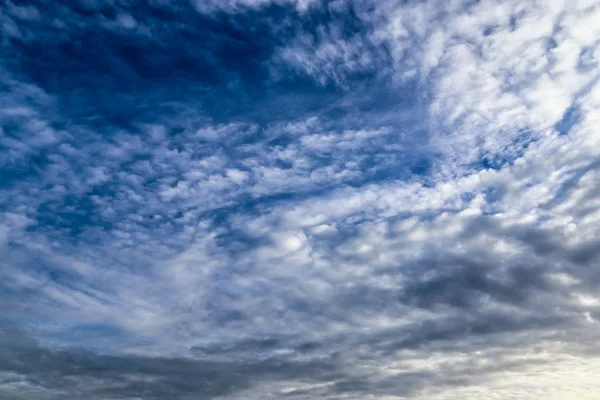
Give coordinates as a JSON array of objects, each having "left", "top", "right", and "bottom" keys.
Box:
[{"left": 0, "top": 329, "right": 340, "bottom": 400}]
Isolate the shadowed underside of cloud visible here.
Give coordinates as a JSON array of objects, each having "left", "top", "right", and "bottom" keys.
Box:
[{"left": 2, "top": 0, "right": 600, "bottom": 399}]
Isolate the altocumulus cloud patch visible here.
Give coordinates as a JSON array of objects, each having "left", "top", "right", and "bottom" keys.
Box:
[{"left": 1, "top": 0, "right": 600, "bottom": 399}]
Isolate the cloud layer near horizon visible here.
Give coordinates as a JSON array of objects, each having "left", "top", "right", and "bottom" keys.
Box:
[{"left": 2, "top": 0, "right": 600, "bottom": 399}]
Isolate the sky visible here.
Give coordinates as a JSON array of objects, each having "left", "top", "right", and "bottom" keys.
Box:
[{"left": 1, "top": 0, "right": 600, "bottom": 399}]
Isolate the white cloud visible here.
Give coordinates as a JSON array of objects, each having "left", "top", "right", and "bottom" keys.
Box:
[{"left": 192, "top": 0, "right": 318, "bottom": 13}]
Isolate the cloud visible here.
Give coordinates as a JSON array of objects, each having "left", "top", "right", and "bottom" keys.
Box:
[
  {"left": 1, "top": 0, "right": 600, "bottom": 399},
  {"left": 0, "top": 328, "right": 340, "bottom": 400},
  {"left": 192, "top": 0, "right": 319, "bottom": 14}
]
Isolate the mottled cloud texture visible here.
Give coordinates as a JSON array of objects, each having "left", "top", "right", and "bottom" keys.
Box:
[{"left": 1, "top": 0, "right": 600, "bottom": 399}]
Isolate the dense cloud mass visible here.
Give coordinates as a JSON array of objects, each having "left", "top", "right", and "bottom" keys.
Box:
[{"left": 1, "top": 0, "right": 600, "bottom": 399}]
